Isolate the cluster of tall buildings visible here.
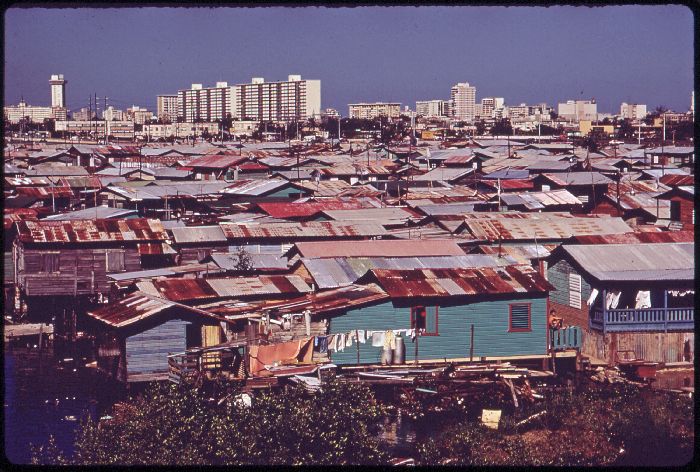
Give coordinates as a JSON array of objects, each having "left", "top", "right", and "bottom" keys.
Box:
[
  {"left": 4, "top": 75, "right": 68, "bottom": 123},
  {"left": 157, "top": 75, "right": 322, "bottom": 123}
]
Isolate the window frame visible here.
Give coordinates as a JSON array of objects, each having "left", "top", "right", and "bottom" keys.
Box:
[
  {"left": 105, "top": 250, "right": 127, "bottom": 273},
  {"left": 39, "top": 252, "right": 60, "bottom": 273},
  {"left": 508, "top": 302, "right": 532, "bottom": 333},
  {"left": 410, "top": 306, "right": 439, "bottom": 336},
  {"left": 569, "top": 273, "right": 582, "bottom": 309}
]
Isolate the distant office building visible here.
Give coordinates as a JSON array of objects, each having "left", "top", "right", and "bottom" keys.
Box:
[
  {"left": 126, "top": 106, "right": 154, "bottom": 125},
  {"left": 102, "top": 106, "right": 125, "bottom": 121},
  {"left": 558, "top": 99, "right": 597, "bottom": 121},
  {"left": 49, "top": 74, "right": 67, "bottom": 108},
  {"left": 71, "top": 107, "right": 93, "bottom": 122},
  {"left": 620, "top": 103, "right": 647, "bottom": 120},
  {"left": 348, "top": 102, "right": 401, "bottom": 119},
  {"left": 506, "top": 103, "right": 530, "bottom": 122},
  {"left": 450, "top": 82, "right": 477, "bottom": 122},
  {"left": 231, "top": 75, "right": 321, "bottom": 122},
  {"left": 321, "top": 108, "right": 340, "bottom": 119},
  {"left": 479, "top": 97, "right": 504, "bottom": 119},
  {"left": 177, "top": 82, "right": 231, "bottom": 123},
  {"left": 416, "top": 100, "right": 450, "bottom": 118},
  {"left": 157, "top": 94, "right": 178, "bottom": 122},
  {"left": 4, "top": 100, "right": 53, "bottom": 123}
]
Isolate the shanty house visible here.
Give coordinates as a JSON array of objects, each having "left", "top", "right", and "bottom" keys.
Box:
[
  {"left": 327, "top": 265, "right": 556, "bottom": 365},
  {"left": 547, "top": 242, "right": 694, "bottom": 365},
  {"left": 654, "top": 186, "right": 694, "bottom": 226},
  {"left": 85, "top": 292, "right": 233, "bottom": 383}
]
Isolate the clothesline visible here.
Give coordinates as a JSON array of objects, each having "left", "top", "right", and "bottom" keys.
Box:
[{"left": 313, "top": 329, "right": 418, "bottom": 354}]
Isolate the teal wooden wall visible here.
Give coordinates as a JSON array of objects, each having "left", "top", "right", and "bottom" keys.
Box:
[
  {"left": 329, "top": 298, "right": 548, "bottom": 365},
  {"left": 125, "top": 319, "right": 190, "bottom": 378},
  {"left": 548, "top": 259, "right": 592, "bottom": 307}
]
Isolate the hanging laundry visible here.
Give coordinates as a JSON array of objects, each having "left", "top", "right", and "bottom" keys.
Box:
[
  {"left": 337, "top": 333, "right": 348, "bottom": 352},
  {"left": 357, "top": 329, "right": 367, "bottom": 343},
  {"left": 587, "top": 288, "right": 599, "bottom": 307},
  {"left": 635, "top": 290, "right": 651, "bottom": 309},
  {"left": 606, "top": 290, "right": 621, "bottom": 310},
  {"left": 318, "top": 336, "right": 328, "bottom": 354},
  {"left": 610, "top": 291, "right": 621, "bottom": 309},
  {"left": 372, "top": 331, "right": 385, "bottom": 347},
  {"left": 345, "top": 333, "right": 354, "bottom": 348},
  {"left": 327, "top": 334, "right": 337, "bottom": 352},
  {"left": 408, "top": 329, "right": 416, "bottom": 340},
  {"left": 384, "top": 330, "right": 396, "bottom": 350},
  {"left": 304, "top": 310, "right": 311, "bottom": 336}
]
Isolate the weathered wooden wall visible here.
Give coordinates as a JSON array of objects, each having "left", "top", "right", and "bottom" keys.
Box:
[
  {"left": 18, "top": 246, "right": 141, "bottom": 296},
  {"left": 578, "top": 328, "right": 694, "bottom": 365},
  {"left": 328, "top": 297, "right": 548, "bottom": 365},
  {"left": 125, "top": 319, "right": 190, "bottom": 382}
]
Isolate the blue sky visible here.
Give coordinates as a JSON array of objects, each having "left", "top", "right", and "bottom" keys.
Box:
[{"left": 4, "top": 6, "right": 694, "bottom": 115}]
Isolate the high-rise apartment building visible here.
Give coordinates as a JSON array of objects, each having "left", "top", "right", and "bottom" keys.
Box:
[
  {"left": 619, "top": 103, "right": 647, "bottom": 120},
  {"left": 126, "top": 106, "right": 153, "bottom": 124},
  {"left": 157, "top": 94, "right": 178, "bottom": 122},
  {"left": 177, "top": 82, "right": 231, "bottom": 123},
  {"left": 416, "top": 100, "right": 450, "bottom": 118},
  {"left": 102, "top": 106, "right": 125, "bottom": 121},
  {"left": 476, "top": 97, "right": 505, "bottom": 120},
  {"left": 231, "top": 75, "right": 321, "bottom": 122},
  {"left": 49, "top": 74, "right": 66, "bottom": 108},
  {"left": 348, "top": 102, "right": 401, "bottom": 119},
  {"left": 558, "top": 99, "right": 598, "bottom": 122},
  {"left": 450, "top": 82, "right": 477, "bottom": 122}
]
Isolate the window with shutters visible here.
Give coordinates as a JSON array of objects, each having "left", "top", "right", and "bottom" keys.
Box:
[
  {"left": 410, "top": 306, "right": 438, "bottom": 336},
  {"left": 106, "top": 250, "right": 126, "bottom": 272},
  {"left": 569, "top": 273, "right": 582, "bottom": 309},
  {"left": 508, "top": 303, "right": 532, "bottom": 332},
  {"left": 39, "top": 253, "right": 60, "bottom": 273}
]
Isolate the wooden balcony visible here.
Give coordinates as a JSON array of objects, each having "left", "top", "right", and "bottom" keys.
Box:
[{"left": 590, "top": 307, "right": 694, "bottom": 333}]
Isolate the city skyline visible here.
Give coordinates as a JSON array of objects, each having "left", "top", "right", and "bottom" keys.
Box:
[{"left": 4, "top": 6, "right": 694, "bottom": 115}]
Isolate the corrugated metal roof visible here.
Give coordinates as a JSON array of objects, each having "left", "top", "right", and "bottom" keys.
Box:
[
  {"left": 16, "top": 218, "right": 168, "bottom": 244},
  {"left": 219, "top": 179, "right": 291, "bottom": 196},
  {"left": 321, "top": 207, "right": 421, "bottom": 223},
  {"left": 540, "top": 172, "right": 612, "bottom": 186},
  {"left": 303, "top": 254, "right": 517, "bottom": 289},
  {"left": 370, "top": 265, "right": 553, "bottom": 298},
  {"left": 42, "top": 206, "right": 138, "bottom": 221},
  {"left": 659, "top": 174, "right": 694, "bottom": 187},
  {"left": 170, "top": 225, "right": 228, "bottom": 244},
  {"left": 291, "top": 180, "right": 353, "bottom": 196},
  {"left": 573, "top": 231, "right": 695, "bottom": 245},
  {"left": 187, "top": 154, "right": 249, "bottom": 169},
  {"left": 220, "top": 221, "right": 387, "bottom": 239},
  {"left": 477, "top": 244, "right": 552, "bottom": 263},
  {"left": 209, "top": 252, "right": 288, "bottom": 271},
  {"left": 294, "top": 239, "right": 466, "bottom": 259},
  {"left": 562, "top": 242, "right": 694, "bottom": 282},
  {"left": 500, "top": 189, "right": 582, "bottom": 210},
  {"left": 141, "top": 275, "right": 311, "bottom": 302},
  {"left": 256, "top": 198, "right": 382, "bottom": 219},
  {"left": 413, "top": 167, "right": 475, "bottom": 182},
  {"left": 463, "top": 215, "right": 632, "bottom": 241}
]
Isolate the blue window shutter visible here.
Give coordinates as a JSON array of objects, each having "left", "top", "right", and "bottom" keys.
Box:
[{"left": 509, "top": 303, "right": 531, "bottom": 331}]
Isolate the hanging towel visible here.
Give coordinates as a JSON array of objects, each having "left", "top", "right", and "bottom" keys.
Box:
[
  {"left": 408, "top": 328, "right": 416, "bottom": 340},
  {"left": 327, "top": 334, "right": 337, "bottom": 352},
  {"left": 318, "top": 336, "right": 328, "bottom": 354},
  {"left": 337, "top": 333, "right": 347, "bottom": 352},
  {"left": 357, "top": 329, "right": 367, "bottom": 343},
  {"left": 304, "top": 310, "right": 311, "bottom": 336},
  {"left": 372, "top": 331, "right": 385, "bottom": 347},
  {"left": 610, "top": 290, "right": 621, "bottom": 309},
  {"left": 384, "top": 330, "right": 396, "bottom": 350},
  {"left": 345, "top": 333, "right": 354, "bottom": 348},
  {"left": 587, "top": 288, "right": 599, "bottom": 307},
  {"left": 635, "top": 290, "right": 651, "bottom": 309}
]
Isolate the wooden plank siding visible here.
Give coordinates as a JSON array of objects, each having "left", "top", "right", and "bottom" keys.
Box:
[
  {"left": 548, "top": 259, "right": 592, "bottom": 316},
  {"left": 18, "top": 247, "right": 141, "bottom": 296},
  {"left": 328, "top": 298, "right": 548, "bottom": 365},
  {"left": 125, "top": 319, "right": 190, "bottom": 382},
  {"left": 177, "top": 244, "right": 228, "bottom": 265}
]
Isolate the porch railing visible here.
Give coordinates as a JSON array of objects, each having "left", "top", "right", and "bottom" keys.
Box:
[
  {"left": 550, "top": 326, "right": 583, "bottom": 350},
  {"left": 590, "top": 307, "right": 694, "bottom": 332}
]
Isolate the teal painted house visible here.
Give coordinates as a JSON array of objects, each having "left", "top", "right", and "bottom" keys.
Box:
[{"left": 328, "top": 266, "right": 553, "bottom": 365}]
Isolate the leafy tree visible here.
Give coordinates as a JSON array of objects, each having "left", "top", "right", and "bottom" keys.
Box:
[
  {"left": 616, "top": 119, "right": 635, "bottom": 140},
  {"left": 32, "top": 379, "right": 389, "bottom": 466},
  {"left": 233, "top": 246, "right": 253, "bottom": 272},
  {"left": 490, "top": 119, "right": 513, "bottom": 136}
]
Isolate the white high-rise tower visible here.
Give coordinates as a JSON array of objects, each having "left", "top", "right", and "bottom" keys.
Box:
[
  {"left": 49, "top": 74, "right": 66, "bottom": 108},
  {"left": 450, "top": 82, "right": 477, "bottom": 122}
]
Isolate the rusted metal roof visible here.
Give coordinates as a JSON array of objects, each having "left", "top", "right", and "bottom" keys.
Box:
[
  {"left": 219, "top": 179, "right": 291, "bottom": 196},
  {"left": 477, "top": 244, "right": 553, "bottom": 263},
  {"left": 369, "top": 265, "right": 554, "bottom": 298},
  {"left": 140, "top": 275, "right": 311, "bottom": 302},
  {"left": 208, "top": 283, "right": 390, "bottom": 318},
  {"left": 294, "top": 239, "right": 466, "bottom": 259},
  {"left": 500, "top": 189, "right": 582, "bottom": 210},
  {"left": 256, "top": 198, "right": 382, "bottom": 219},
  {"left": 85, "top": 291, "right": 226, "bottom": 328},
  {"left": 15, "top": 186, "right": 74, "bottom": 198},
  {"left": 16, "top": 218, "right": 168, "bottom": 244},
  {"left": 302, "top": 254, "right": 517, "bottom": 289},
  {"left": 220, "top": 221, "right": 387, "bottom": 239},
  {"left": 539, "top": 172, "right": 612, "bottom": 186},
  {"left": 659, "top": 174, "right": 694, "bottom": 187},
  {"left": 186, "top": 154, "right": 249, "bottom": 169},
  {"left": 137, "top": 242, "right": 177, "bottom": 255},
  {"left": 463, "top": 215, "right": 632, "bottom": 241},
  {"left": 573, "top": 231, "right": 695, "bottom": 245},
  {"left": 481, "top": 179, "right": 535, "bottom": 191},
  {"left": 291, "top": 180, "right": 353, "bottom": 196},
  {"left": 3, "top": 209, "right": 39, "bottom": 230}
]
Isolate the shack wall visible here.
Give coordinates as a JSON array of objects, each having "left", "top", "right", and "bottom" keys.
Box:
[
  {"left": 329, "top": 298, "right": 547, "bottom": 365},
  {"left": 125, "top": 318, "right": 190, "bottom": 382}
]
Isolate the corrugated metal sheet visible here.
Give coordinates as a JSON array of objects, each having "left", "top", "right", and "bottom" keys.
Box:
[
  {"left": 573, "top": 231, "right": 695, "bottom": 245},
  {"left": 256, "top": 198, "right": 382, "bottom": 218},
  {"left": 370, "top": 265, "right": 553, "bottom": 298},
  {"left": 295, "top": 239, "right": 466, "bottom": 259},
  {"left": 86, "top": 292, "right": 175, "bottom": 328},
  {"left": 170, "top": 225, "right": 228, "bottom": 244},
  {"left": 500, "top": 189, "right": 582, "bottom": 210},
  {"left": 16, "top": 218, "right": 168, "bottom": 244},
  {"left": 209, "top": 252, "right": 288, "bottom": 271},
  {"left": 463, "top": 216, "right": 632, "bottom": 241},
  {"left": 540, "top": 172, "right": 612, "bottom": 186},
  {"left": 137, "top": 242, "right": 177, "bottom": 255},
  {"left": 477, "top": 244, "right": 552, "bottom": 263},
  {"left": 659, "top": 174, "right": 694, "bottom": 187},
  {"left": 186, "top": 154, "right": 249, "bottom": 169},
  {"left": 219, "top": 179, "right": 291, "bottom": 196},
  {"left": 562, "top": 242, "right": 694, "bottom": 281},
  {"left": 42, "top": 206, "right": 137, "bottom": 221},
  {"left": 142, "top": 275, "right": 311, "bottom": 302},
  {"left": 321, "top": 207, "right": 421, "bottom": 223},
  {"left": 302, "top": 255, "right": 518, "bottom": 289},
  {"left": 220, "top": 221, "right": 387, "bottom": 239}
]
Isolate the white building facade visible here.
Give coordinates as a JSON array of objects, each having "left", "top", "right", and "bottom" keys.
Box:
[
  {"left": 558, "top": 99, "right": 598, "bottom": 122},
  {"left": 450, "top": 82, "right": 477, "bottom": 122},
  {"left": 49, "top": 74, "right": 66, "bottom": 108},
  {"left": 619, "top": 102, "right": 648, "bottom": 120},
  {"left": 157, "top": 95, "right": 178, "bottom": 122},
  {"left": 231, "top": 75, "right": 321, "bottom": 122},
  {"left": 416, "top": 100, "right": 450, "bottom": 118},
  {"left": 348, "top": 102, "right": 401, "bottom": 119}
]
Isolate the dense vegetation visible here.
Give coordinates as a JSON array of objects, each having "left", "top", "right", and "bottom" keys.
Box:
[{"left": 31, "top": 379, "right": 694, "bottom": 466}]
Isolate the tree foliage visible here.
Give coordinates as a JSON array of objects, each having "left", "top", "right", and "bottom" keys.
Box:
[{"left": 32, "top": 379, "right": 389, "bottom": 466}]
